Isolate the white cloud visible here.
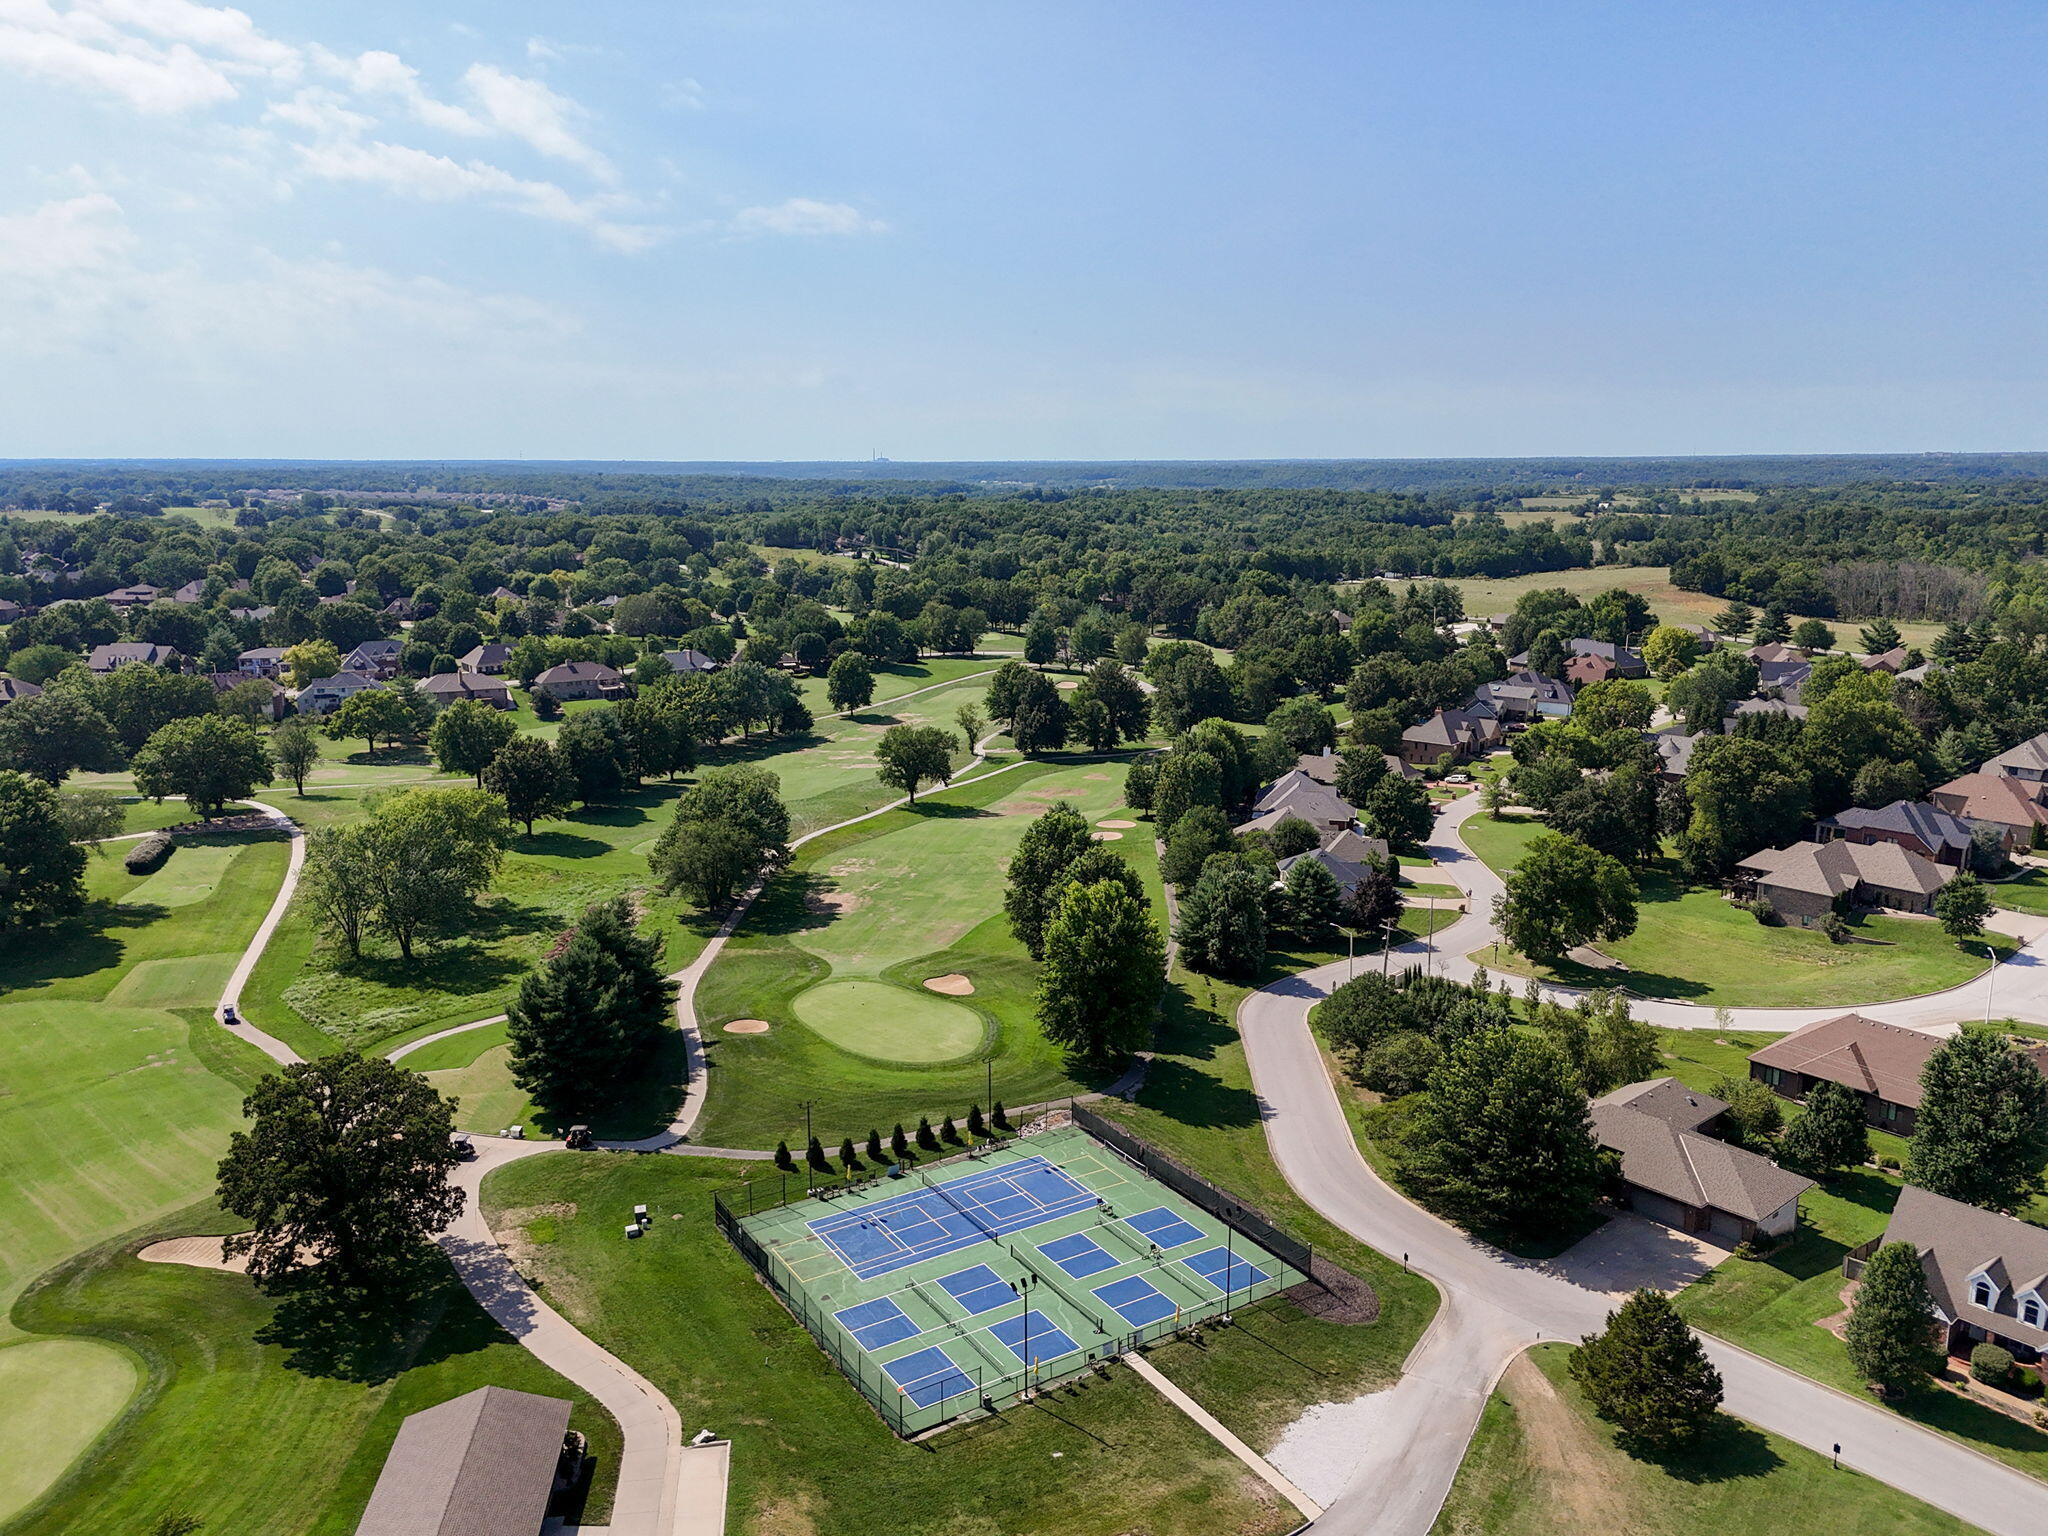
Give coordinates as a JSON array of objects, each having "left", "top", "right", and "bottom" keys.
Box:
[
  {"left": 660, "top": 75, "right": 706, "bottom": 111},
  {"left": 0, "top": 0, "right": 238, "bottom": 111},
  {"left": 262, "top": 84, "right": 368, "bottom": 137},
  {"left": 82, "top": 0, "right": 296, "bottom": 75},
  {"left": 730, "top": 197, "right": 886, "bottom": 237},
  {"left": 292, "top": 137, "right": 655, "bottom": 251},
  {"left": 0, "top": 192, "right": 572, "bottom": 362},
  {"left": 321, "top": 46, "right": 486, "bottom": 137},
  {"left": 462, "top": 62, "right": 613, "bottom": 181}
]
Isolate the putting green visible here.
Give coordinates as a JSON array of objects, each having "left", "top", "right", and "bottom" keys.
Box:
[
  {"left": 0, "top": 1338, "right": 140, "bottom": 1522},
  {"left": 122, "top": 843, "right": 240, "bottom": 909},
  {"left": 789, "top": 979, "right": 985, "bottom": 1063}
]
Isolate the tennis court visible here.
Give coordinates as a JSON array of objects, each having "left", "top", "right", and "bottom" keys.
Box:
[{"left": 716, "top": 1121, "right": 1309, "bottom": 1434}]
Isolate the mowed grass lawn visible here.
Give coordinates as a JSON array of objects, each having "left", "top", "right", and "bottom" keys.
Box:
[
  {"left": 0, "top": 832, "right": 289, "bottom": 1521},
  {"left": 1460, "top": 816, "right": 2008, "bottom": 1007},
  {"left": 1430, "top": 1344, "right": 1975, "bottom": 1536},
  {"left": 7, "top": 1209, "right": 621, "bottom": 1536},
  {"left": 483, "top": 1150, "right": 1355, "bottom": 1536},
  {"left": 691, "top": 755, "right": 1153, "bottom": 1149},
  {"left": 241, "top": 783, "right": 720, "bottom": 1062}
]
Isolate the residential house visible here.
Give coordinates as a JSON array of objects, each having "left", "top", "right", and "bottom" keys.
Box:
[
  {"left": 1472, "top": 669, "right": 1574, "bottom": 723},
  {"left": 458, "top": 643, "right": 514, "bottom": 675},
  {"left": 1750, "top": 641, "right": 1807, "bottom": 666},
  {"left": 1322, "top": 828, "right": 1392, "bottom": 866},
  {"left": 1723, "top": 697, "right": 1808, "bottom": 733},
  {"left": 1398, "top": 703, "right": 1501, "bottom": 767},
  {"left": 103, "top": 584, "right": 161, "bottom": 610},
  {"left": 1590, "top": 1078, "right": 1812, "bottom": 1246},
  {"left": 169, "top": 578, "right": 209, "bottom": 604},
  {"left": 1755, "top": 656, "right": 1813, "bottom": 700},
  {"left": 660, "top": 647, "right": 721, "bottom": 675},
  {"left": 343, "top": 639, "right": 404, "bottom": 679},
  {"left": 1509, "top": 638, "right": 1647, "bottom": 679},
  {"left": 532, "top": 661, "right": 627, "bottom": 701},
  {"left": 1869, "top": 1185, "right": 2048, "bottom": 1365},
  {"left": 205, "top": 673, "right": 289, "bottom": 721},
  {"left": 1983, "top": 732, "right": 2048, "bottom": 785},
  {"left": 1929, "top": 773, "right": 2048, "bottom": 851},
  {"left": 1817, "top": 799, "right": 1977, "bottom": 868},
  {"left": 1240, "top": 771, "right": 1357, "bottom": 837},
  {"left": 1673, "top": 623, "right": 1727, "bottom": 646},
  {"left": 1276, "top": 841, "right": 1392, "bottom": 899},
  {"left": 353, "top": 1385, "right": 574, "bottom": 1536},
  {"left": 0, "top": 597, "right": 23, "bottom": 623},
  {"left": 1293, "top": 748, "right": 1418, "bottom": 786},
  {"left": 296, "top": 671, "right": 384, "bottom": 715},
  {"left": 87, "top": 641, "right": 182, "bottom": 673},
  {"left": 1650, "top": 728, "right": 1700, "bottom": 784},
  {"left": 1748, "top": 1012, "right": 2048, "bottom": 1134},
  {"left": 417, "top": 672, "right": 514, "bottom": 710},
  {"left": 486, "top": 586, "right": 520, "bottom": 603},
  {"left": 381, "top": 596, "right": 421, "bottom": 621},
  {"left": 1859, "top": 647, "right": 1910, "bottom": 674},
  {"left": 1733, "top": 838, "right": 1955, "bottom": 925},
  {"left": 238, "top": 646, "right": 288, "bottom": 679},
  {"left": 0, "top": 674, "right": 43, "bottom": 706}
]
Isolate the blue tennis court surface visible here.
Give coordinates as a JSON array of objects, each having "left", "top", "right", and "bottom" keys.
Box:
[
  {"left": 809, "top": 1156, "right": 1099, "bottom": 1279},
  {"left": 1125, "top": 1206, "right": 1205, "bottom": 1250},
  {"left": 935, "top": 1263, "right": 1013, "bottom": 1315},
  {"left": 1094, "top": 1274, "right": 1177, "bottom": 1326},
  {"left": 1183, "top": 1245, "right": 1270, "bottom": 1293},
  {"left": 1037, "top": 1232, "right": 1118, "bottom": 1278},
  {"left": 833, "top": 1297, "right": 921, "bottom": 1350},
  {"left": 987, "top": 1310, "right": 1079, "bottom": 1366},
  {"left": 883, "top": 1344, "right": 976, "bottom": 1409}
]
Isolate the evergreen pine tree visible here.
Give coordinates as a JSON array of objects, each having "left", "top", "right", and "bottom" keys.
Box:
[
  {"left": 940, "top": 1114, "right": 961, "bottom": 1144},
  {"left": 992, "top": 1101, "right": 1011, "bottom": 1132},
  {"left": 866, "top": 1129, "right": 885, "bottom": 1163},
  {"left": 967, "top": 1103, "right": 986, "bottom": 1139},
  {"left": 1569, "top": 1289, "right": 1724, "bottom": 1448},
  {"left": 891, "top": 1123, "right": 911, "bottom": 1160},
  {"left": 839, "top": 1136, "right": 859, "bottom": 1170},
  {"left": 916, "top": 1115, "right": 940, "bottom": 1151},
  {"left": 806, "top": 1135, "right": 829, "bottom": 1172},
  {"left": 506, "top": 897, "right": 679, "bottom": 1120},
  {"left": 774, "top": 1140, "right": 794, "bottom": 1171},
  {"left": 1846, "top": 1241, "right": 1940, "bottom": 1393}
]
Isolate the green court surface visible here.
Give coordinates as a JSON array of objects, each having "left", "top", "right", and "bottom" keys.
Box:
[
  {"left": 789, "top": 979, "right": 986, "bottom": 1063},
  {"left": 122, "top": 841, "right": 243, "bottom": 909},
  {"left": 0, "top": 1339, "right": 140, "bottom": 1523},
  {"left": 722, "top": 1124, "right": 1305, "bottom": 1434}
]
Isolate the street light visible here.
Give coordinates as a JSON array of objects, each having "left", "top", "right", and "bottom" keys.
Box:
[
  {"left": 1984, "top": 939, "right": 1999, "bottom": 1026},
  {"left": 1008, "top": 1273, "right": 1038, "bottom": 1392}
]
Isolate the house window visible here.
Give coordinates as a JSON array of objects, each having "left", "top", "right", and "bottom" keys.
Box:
[
  {"left": 2025, "top": 1299, "right": 2042, "bottom": 1327},
  {"left": 1883, "top": 1101, "right": 1899, "bottom": 1122},
  {"left": 1975, "top": 1281, "right": 1995, "bottom": 1308}
]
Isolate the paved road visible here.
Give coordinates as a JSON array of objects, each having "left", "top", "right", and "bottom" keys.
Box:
[
  {"left": 1416, "top": 790, "right": 2048, "bottom": 1032},
  {"left": 1237, "top": 790, "right": 2048, "bottom": 1534}
]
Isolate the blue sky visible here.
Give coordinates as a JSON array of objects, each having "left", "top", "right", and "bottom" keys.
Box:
[{"left": 1, "top": 0, "right": 2044, "bottom": 460}]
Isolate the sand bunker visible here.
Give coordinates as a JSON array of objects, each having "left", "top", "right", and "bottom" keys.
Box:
[
  {"left": 138, "top": 1236, "right": 252, "bottom": 1273},
  {"left": 1091, "top": 830, "right": 1125, "bottom": 842},
  {"left": 1056, "top": 679, "right": 1079, "bottom": 690},
  {"left": 805, "top": 888, "right": 864, "bottom": 916},
  {"left": 1083, "top": 772, "right": 1111, "bottom": 781},
  {"left": 923, "top": 973, "right": 975, "bottom": 996},
  {"left": 724, "top": 1019, "right": 771, "bottom": 1034},
  {"left": 1096, "top": 818, "right": 1137, "bottom": 829}
]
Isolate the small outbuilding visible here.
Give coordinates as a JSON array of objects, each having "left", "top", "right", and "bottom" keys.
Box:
[{"left": 354, "top": 1385, "right": 574, "bottom": 1536}]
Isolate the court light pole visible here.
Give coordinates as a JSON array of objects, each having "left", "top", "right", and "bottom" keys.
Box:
[{"left": 1009, "top": 1273, "right": 1037, "bottom": 1392}]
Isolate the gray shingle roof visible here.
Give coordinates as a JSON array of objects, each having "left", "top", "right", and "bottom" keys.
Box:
[
  {"left": 1882, "top": 1183, "right": 2048, "bottom": 1352},
  {"left": 1819, "top": 799, "right": 1974, "bottom": 857},
  {"left": 354, "top": 1385, "right": 569, "bottom": 1536},
  {"left": 1985, "top": 732, "right": 2048, "bottom": 778},
  {"left": 1591, "top": 1078, "right": 1813, "bottom": 1222}
]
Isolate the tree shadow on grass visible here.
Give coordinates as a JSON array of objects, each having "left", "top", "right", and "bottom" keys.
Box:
[
  {"left": 516, "top": 830, "right": 613, "bottom": 860},
  {"left": 905, "top": 799, "right": 992, "bottom": 820},
  {"left": 541, "top": 1030, "right": 691, "bottom": 1141},
  {"left": 1630, "top": 1414, "right": 1784, "bottom": 1483},
  {"left": 0, "top": 898, "right": 165, "bottom": 992},
  {"left": 744, "top": 872, "right": 835, "bottom": 939},
  {"left": 257, "top": 1248, "right": 505, "bottom": 1385},
  {"left": 1136, "top": 1057, "right": 1261, "bottom": 1132},
  {"left": 339, "top": 745, "right": 432, "bottom": 768}
]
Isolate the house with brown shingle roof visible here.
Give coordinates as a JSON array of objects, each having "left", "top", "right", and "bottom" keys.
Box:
[
  {"left": 1239, "top": 771, "right": 1357, "bottom": 836},
  {"left": 1872, "top": 1184, "right": 2048, "bottom": 1364},
  {"left": 418, "top": 672, "right": 513, "bottom": 710},
  {"left": 1398, "top": 704, "right": 1501, "bottom": 767},
  {"left": 1748, "top": 1013, "right": 2048, "bottom": 1134},
  {"left": 533, "top": 660, "right": 626, "bottom": 701},
  {"left": 1590, "top": 1078, "right": 1813, "bottom": 1246},
  {"left": 1733, "top": 838, "right": 1954, "bottom": 926},
  {"left": 353, "top": 1385, "right": 572, "bottom": 1536},
  {"left": 1929, "top": 772, "right": 2048, "bottom": 851}
]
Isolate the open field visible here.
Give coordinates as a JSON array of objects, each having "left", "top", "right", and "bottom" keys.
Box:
[
  {"left": 1462, "top": 817, "right": 2007, "bottom": 1007},
  {"left": 1439, "top": 565, "right": 1945, "bottom": 648},
  {"left": 1430, "top": 1343, "right": 1973, "bottom": 1536},
  {"left": 690, "top": 755, "right": 1152, "bottom": 1149},
  {"left": 483, "top": 1147, "right": 1373, "bottom": 1536},
  {"left": 6, "top": 1209, "right": 621, "bottom": 1536}
]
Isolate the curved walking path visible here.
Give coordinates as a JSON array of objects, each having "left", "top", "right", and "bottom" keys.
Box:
[{"left": 1234, "top": 789, "right": 2048, "bottom": 1535}]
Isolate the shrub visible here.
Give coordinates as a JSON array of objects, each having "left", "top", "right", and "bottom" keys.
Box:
[
  {"left": 125, "top": 831, "right": 174, "bottom": 875},
  {"left": 531, "top": 692, "right": 562, "bottom": 721},
  {"left": 1819, "top": 910, "right": 1851, "bottom": 944},
  {"left": 1972, "top": 1343, "right": 2016, "bottom": 1387},
  {"left": 1750, "top": 896, "right": 1780, "bottom": 926},
  {"left": 1358, "top": 1031, "right": 1443, "bottom": 1097}
]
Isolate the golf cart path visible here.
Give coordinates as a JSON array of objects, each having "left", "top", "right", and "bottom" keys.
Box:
[{"left": 1235, "top": 789, "right": 2048, "bottom": 1535}]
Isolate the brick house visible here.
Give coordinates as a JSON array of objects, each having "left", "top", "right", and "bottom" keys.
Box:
[
  {"left": 1591, "top": 1078, "right": 1812, "bottom": 1246},
  {"left": 1816, "top": 798, "right": 1976, "bottom": 867},
  {"left": 1748, "top": 1013, "right": 2048, "bottom": 1135}
]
